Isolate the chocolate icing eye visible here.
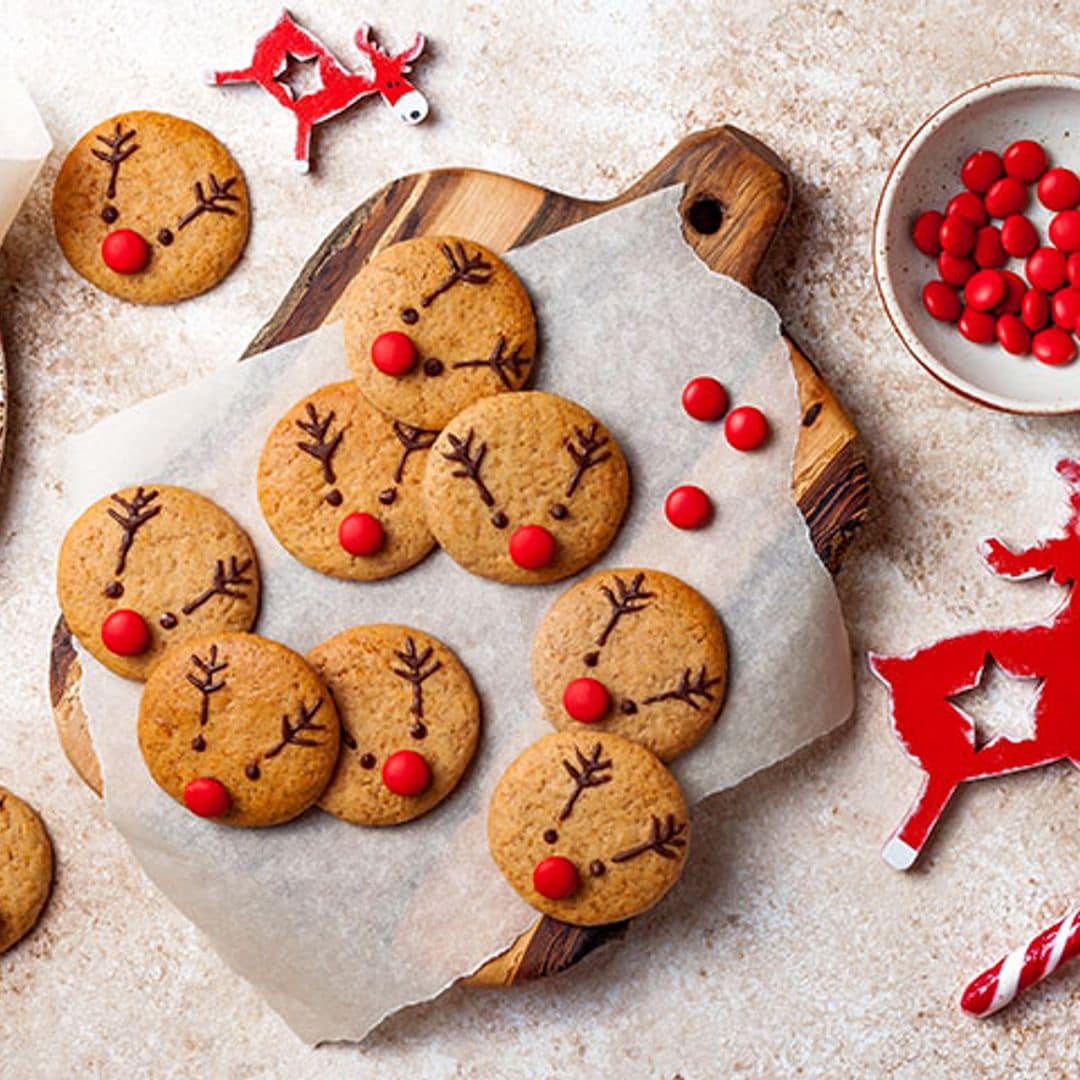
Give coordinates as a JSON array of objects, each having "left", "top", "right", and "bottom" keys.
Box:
[
  {"left": 400, "top": 307, "right": 419, "bottom": 325},
  {"left": 101, "top": 205, "right": 119, "bottom": 224},
  {"left": 542, "top": 828, "right": 558, "bottom": 844}
]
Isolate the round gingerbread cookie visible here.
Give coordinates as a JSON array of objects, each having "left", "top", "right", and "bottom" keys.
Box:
[
  {"left": 53, "top": 111, "right": 249, "bottom": 304},
  {"left": 258, "top": 381, "right": 436, "bottom": 581},
  {"left": 57, "top": 484, "right": 260, "bottom": 681},
  {"left": 422, "top": 391, "right": 629, "bottom": 584},
  {"left": 0, "top": 787, "right": 54, "bottom": 955},
  {"left": 138, "top": 632, "right": 340, "bottom": 827},
  {"left": 488, "top": 730, "right": 689, "bottom": 926},
  {"left": 532, "top": 568, "right": 727, "bottom": 761},
  {"left": 308, "top": 625, "right": 480, "bottom": 825},
  {"left": 343, "top": 235, "right": 537, "bottom": 430}
]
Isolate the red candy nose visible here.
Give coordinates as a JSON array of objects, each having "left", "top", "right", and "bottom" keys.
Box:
[
  {"left": 100, "top": 608, "right": 150, "bottom": 655},
  {"left": 563, "top": 677, "right": 610, "bottom": 724},
  {"left": 338, "top": 512, "right": 385, "bottom": 556},
  {"left": 101, "top": 229, "right": 150, "bottom": 274},
  {"left": 664, "top": 485, "right": 712, "bottom": 530},
  {"left": 724, "top": 406, "right": 769, "bottom": 451},
  {"left": 371, "top": 331, "right": 418, "bottom": 375},
  {"left": 381, "top": 749, "right": 431, "bottom": 797},
  {"left": 533, "top": 855, "right": 579, "bottom": 900},
  {"left": 183, "top": 777, "right": 231, "bottom": 818},
  {"left": 508, "top": 524, "right": 556, "bottom": 570}
]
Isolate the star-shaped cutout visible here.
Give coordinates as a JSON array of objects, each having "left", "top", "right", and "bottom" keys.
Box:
[
  {"left": 949, "top": 655, "right": 1041, "bottom": 749},
  {"left": 274, "top": 53, "right": 323, "bottom": 102}
]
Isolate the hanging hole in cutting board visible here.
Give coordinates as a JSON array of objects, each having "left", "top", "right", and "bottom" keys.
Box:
[{"left": 685, "top": 196, "right": 724, "bottom": 235}]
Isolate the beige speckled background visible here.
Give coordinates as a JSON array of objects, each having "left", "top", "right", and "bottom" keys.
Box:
[{"left": 2, "top": 2, "right": 1080, "bottom": 1076}]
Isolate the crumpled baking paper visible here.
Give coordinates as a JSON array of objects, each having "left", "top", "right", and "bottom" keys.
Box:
[{"left": 0, "top": 77, "right": 50, "bottom": 248}]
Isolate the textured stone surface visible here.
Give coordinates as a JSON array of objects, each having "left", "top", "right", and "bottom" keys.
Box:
[{"left": 1, "top": 1, "right": 1079, "bottom": 1075}]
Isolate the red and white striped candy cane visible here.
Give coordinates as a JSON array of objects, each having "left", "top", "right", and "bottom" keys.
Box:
[{"left": 961, "top": 908, "right": 1080, "bottom": 1017}]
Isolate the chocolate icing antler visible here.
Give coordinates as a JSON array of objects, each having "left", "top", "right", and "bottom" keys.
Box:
[
  {"left": 177, "top": 174, "right": 240, "bottom": 230},
  {"left": 596, "top": 573, "right": 655, "bottom": 647},
  {"left": 391, "top": 637, "right": 442, "bottom": 718},
  {"left": 182, "top": 556, "right": 254, "bottom": 615},
  {"left": 392, "top": 422, "right": 437, "bottom": 483},
  {"left": 450, "top": 335, "right": 531, "bottom": 390},
  {"left": 186, "top": 645, "right": 228, "bottom": 728},
  {"left": 92, "top": 122, "right": 138, "bottom": 199},
  {"left": 643, "top": 666, "right": 723, "bottom": 710},
  {"left": 441, "top": 428, "right": 495, "bottom": 507},
  {"left": 564, "top": 423, "right": 612, "bottom": 497},
  {"left": 420, "top": 242, "right": 493, "bottom": 308},
  {"left": 611, "top": 814, "right": 687, "bottom": 863},
  {"left": 295, "top": 402, "right": 343, "bottom": 484},
  {"left": 107, "top": 487, "right": 161, "bottom": 575},
  {"left": 247, "top": 699, "right": 326, "bottom": 780},
  {"left": 559, "top": 743, "right": 613, "bottom": 821}
]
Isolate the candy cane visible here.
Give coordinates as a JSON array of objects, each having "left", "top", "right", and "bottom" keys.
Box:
[{"left": 961, "top": 908, "right": 1080, "bottom": 1017}]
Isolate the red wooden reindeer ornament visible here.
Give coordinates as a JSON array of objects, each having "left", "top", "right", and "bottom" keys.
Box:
[
  {"left": 205, "top": 11, "right": 428, "bottom": 173},
  {"left": 870, "top": 459, "right": 1080, "bottom": 870}
]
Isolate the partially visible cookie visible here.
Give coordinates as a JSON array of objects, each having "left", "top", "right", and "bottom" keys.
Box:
[
  {"left": 343, "top": 235, "right": 537, "bottom": 430},
  {"left": 309, "top": 625, "right": 481, "bottom": 825},
  {"left": 52, "top": 647, "right": 103, "bottom": 797},
  {"left": 57, "top": 485, "right": 260, "bottom": 681},
  {"left": 0, "top": 787, "right": 54, "bottom": 954},
  {"left": 422, "top": 391, "right": 629, "bottom": 584},
  {"left": 53, "top": 110, "right": 249, "bottom": 304},
  {"left": 532, "top": 568, "right": 727, "bottom": 761},
  {"left": 257, "top": 381, "right": 436, "bottom": 581},
  {"left": 138, "top": 632, "right": 339, "bottom": 827},
  {"left": 488, "top": 730, "right": 689, "bottom": 926}
]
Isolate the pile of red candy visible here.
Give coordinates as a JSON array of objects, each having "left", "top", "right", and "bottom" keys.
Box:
[{"left": 913, "top": 140, "right": 1080, "bottom": 367}]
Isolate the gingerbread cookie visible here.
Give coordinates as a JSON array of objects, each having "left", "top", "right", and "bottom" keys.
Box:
[
  {"left": 422, "top": 391, "right": 629, "bottom": 584},
  {"left": 57, "top": 485, "right": 260, "bottom": 681},
  {"left": 53, "top": 111, "right": 249, "bottom": 304},
  {"left": 138, "top": 632, "right": 339, "bottom": 827},
  {"left": 532, "top": 569, "right": 727, "bottom": 761},
  {"left": 343, "top": 236, "right": 537, "bottom": 430},
  {"left": 0, "top": 787, "right": 54, "bottom": 954},
  {"left": 257, "top": 381, "right": 436, "bottom": 581},
  {"left": 308, "top": 625, "right": 480, "bottom": 825},
  {"left": 488, "top": 730, "right": 689, "bottom": 926}
]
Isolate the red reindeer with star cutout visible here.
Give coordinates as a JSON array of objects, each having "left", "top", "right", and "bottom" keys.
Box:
[
  {"left": 206, "top": 11, "right": 427, "bottom": 172},
  {"left": 869, "top": 458, "right": 1080, "bottom": 870}
]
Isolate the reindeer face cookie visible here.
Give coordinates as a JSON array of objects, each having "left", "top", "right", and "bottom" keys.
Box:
[
  {"left": 488, "top": 730, "right": 690, "bottom": 926},
  {"left": 52, "top": 111, "right": 249, "bottom": 304},
  {"left": 308, "top": 625, "right": 480, "bottom": 825},
  {"left": 533, "top": 569, "right": 727, "bottom": 761},
  {"left": 422, "top": 391, "right": 629, "bottom": 584},
  {"left": 57, "top": 485, "right": 260, "bottom": 680},
  {"left": 344, "top": 236, "right": 537, "bottom": 430},
  {"left": 257, "top": 381, "right": 436, "bottom": 580},
  {"left": 138, "top": 632, "right": 339, "bottom": 827},
  {"left": 0, "top": 788, "right": 53, "bottom": 955}
]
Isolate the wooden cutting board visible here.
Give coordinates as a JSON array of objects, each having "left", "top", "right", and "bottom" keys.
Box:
[{"left": 49, "top": 125, "right": 869, "bottom": 987}]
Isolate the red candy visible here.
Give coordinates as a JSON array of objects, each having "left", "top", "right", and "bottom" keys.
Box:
[
  {"left": 183, "top": 777, "right": 231, "bottom": 818},
  {"left": 381, "top": 749, "right": 431, "bottom": 796},
  {"left": 973, "top": 226, "right": 1006, "bottom": 269},
  {"left": 338, "top": 512, "right": 384, "bottom": 556},
  {"left": 370, "top": 331, "right": 417, "bottom": 375},
  {"left": 964, "top": 269, "right": 1005, "bottom": 311},
  {"left": 100, "top": 608, "right": 150, "bottom": 655},
  {"left": 1021, "top": 288, "right": 1050, "bottom": 332},
  {"left": 937, "top": 252, "right": 976, "bottom": 287},
  {"left": 562, "top": 677, "right": 610, "bottom": 724},
  {"left": 996, "top": 271, "right": 1026, "bottom": 315},
  {"left": 1026, "top": 247, "right": 1068, "bottom": 293},
  {"left": 664, "top": 485, "right": 712, "bottom": 530},
  {"left": 1032, "top": 327, "right": 1078, "bottom": 366},
  {"left": 681, "top": 376, "right": 728, "bottom": 421},
  {"left": 1000, "top": 214, "right": 1039, "bottom": 259},
  {"left": 1069, "top": 253, "right": 1080, "bottom": 288},
  {"left": 912, "top": 210, "right": 945, "bottom": 255},
  {"left": 983, "top": 177, "right": 1028, "bottom": 219},
  {"left": 939, "top": 214, "right": 975, "bottom": 256},
  {"left": 101, "top": 229, "right": 150, "bottom": 274},
  {"left": 922, "top": 280, "right": 961, "bottom": 322},
  {"left": 724, "top": 405, "right": 769, "bottom": 451},
  {"left": 958, "top": 307, "right": 996, "bottom": 344},
  {"left": 1052, "top": 287, "right": 1080, "bottom": 332},
  {"left": 945, "top": 193, "right": 987, "bottom": 227},
  {"left": 532, "top": 856, "right": 579, "bottom": 900},
  {"left": 1049, "top": 210, "right": 1080, "bottom": 253},
  {"left": 1003, "top": 140, "right": 1047, "bottom": 183},
  {"left": 508, "top": 524, "right": 556, "bottom": 570},
  {"left": 961, "top": 149, "right": 1002, "bottom": 194},
  {"left": 1038, "top": 168, "right": 1080, "bottom": 212},
  {"left": 995, "top": 314, "right": 1030, "bottom": 356}
]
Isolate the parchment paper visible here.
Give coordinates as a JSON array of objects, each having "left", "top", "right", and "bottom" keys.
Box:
[
  {"left": 0, "top": 77, "right": 50, "bottom": 247},
  {"left": 62, "top": 188, "right": 854, "bottom": 1043}
]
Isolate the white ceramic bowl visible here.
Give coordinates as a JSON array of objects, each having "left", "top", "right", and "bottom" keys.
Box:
[{"left": 874, "top": 72, "right": 1080, "bottom": 413}]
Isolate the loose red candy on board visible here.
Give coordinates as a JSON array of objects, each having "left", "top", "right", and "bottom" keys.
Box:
[
  {"left": 101, "top": 229, "right": 150, "bottom": 274},
  {"left": 973, "top": 226, "right": 1006, "bottom": 269},
  {"left": 338, "top": 512, "right": 384, "bottom": 556},
  {"left": 508, "top": 524, "right": 556, "bottom": 569},
  {"left": 532, "top": 856, "right": 579, "bottom": 900},
  {"left": 1052, "top": 287, "right": 1080, "bottom": 331},
  {"left": 912, "top": 210, "right": 945, "bottom": 255},
  {"left": 381, "top": 749, "right": 431, "bottom": 796},
  {"left": 996, "top": 271, "right": 1026, "bottom": 315},
  {"left": 964, "top": 269, "right": 1005, "bottom": 311},
  {"left": 939, "top": 214, "right": 976, "bottom": 256},
  {"left": 1003, "top": 139, "right": 1047, "bottom": 183},
  {"left": 100, "top": 608, "right": 150, "bottom": 655},
  {"left": 983, "top": 177, "right": 1028, "bottom": 219},
  {"left": 996, "top": 314, "right": 1030, "bottom": 356},
  {"left": 664, "top": 485, "right": 712, "bottom": 529},
  {"left": 183, "top": 777, "right": 231, "bottom": 818},
  {"left": 958, "top": 307, "right": 996, "bottom": 344},
  {"left": 724, "top": 405, "right": 769, "bottom": 451},
  {"left": 1000, "top": 213, "right": 1039, "bottom": 259},
  {"left": 1032, "top": 327, "right": 1078, "bottom": 367},
  {"left": 681, "top": 376, "right": 729, "bottom": 421},
  {"left": 922, "top": 280, "right": 961, "bottom": 322},
  {"left": 1026, "top": 247, "right": 1068, "bottom": 293},
  {"left": 370, "top": 331, "right": 418, "bottom": 375},
  {"left": 961, "top": 149, "right": 1002, "bottom": 194},
  {"left": 1049, "top": 210, "right": 1080, "bottom": 253},
  {"left": 1021, "top": 288, "right": 1050, "bottom": 332},
  {"left": 563, "top": 677, "right": 610, "bottom": 724},
  {"left": 1038, "top": 168, "right": 1080, "bottom": 212},
  {"left": 945, "top": 193, "right": 987, "bottom": 227},
  {"left": 938, "top": 252, "right": 976, "bottom": 287}
]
